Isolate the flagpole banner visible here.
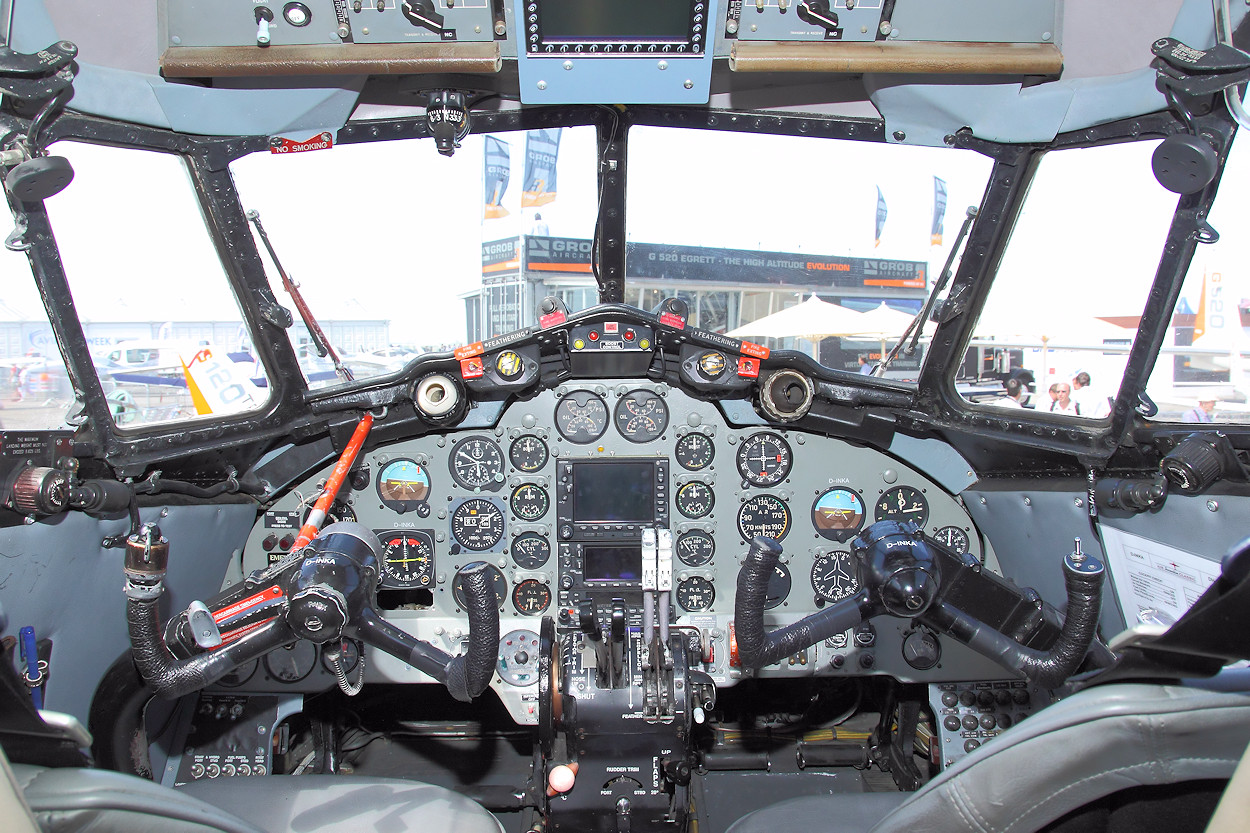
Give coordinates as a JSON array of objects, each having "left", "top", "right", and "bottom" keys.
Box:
[
  {"left": 931, "top": 176, "right": 947, "bottom": 245},
  {"left": 484, "top": 135, "right": 511, "bottom": 219},
  {"left": 522, "top": 128, "right": 561, "bottom": 208},
  {"left": 874, "top": 186, "right": 887, "bottom": 248}
]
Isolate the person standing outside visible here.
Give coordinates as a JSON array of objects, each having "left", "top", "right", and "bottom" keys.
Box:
[
  {"left": 858, "top": 355, "right": 874, "bottom": 375},
  {"left": 1050, "top": 383, "right": 1079, "bottom": 415},
  {"left": 1070, "top": 371, "right": 1110, "bottom": 418},
  {"left": 1181, "top": 399, "right": 1217, "bottom": 423}
]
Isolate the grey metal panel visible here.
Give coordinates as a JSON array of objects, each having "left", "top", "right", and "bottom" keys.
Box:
[
  {"left": 0, "top": 504, "right": 254, "bottom": 723},
  {"left": 886, "top": 433, "right": 976, "bottom": 494},
  {"left": 733, "top": 0, "right": 887, "bottom": 43},
  {"left": 963, "top": 486, "right": 1128, "bottom": 637},
  {"left": 888, "top": 0, "right": 1057, "bottom": 44}
]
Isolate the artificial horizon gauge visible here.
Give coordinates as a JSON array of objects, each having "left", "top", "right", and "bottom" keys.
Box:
[
  {"left": 510, "top": 483, "right": 550, "bottom": 521},
  {"left": 449, "top": 436, "right": 504, "bottom": 490},
  {"left": 379, "top": 530, "right": 434, "bottom": 587},
  {"left": 675, "top": 481, "right": 715, "bottom": 519},
  {"left": 874, "top": 486, "right": 929, "bottom": 526},
  {"left": 675, "top": 530, "right": 715, "bottom": 567},
  {"left": 811, "top": 488, "right": 865, "bottom": 542},
  {"left": 511, "top": 532, "right": 551, "bottom": 569},
  {"left": 450, "top": 498, "right": 505, "bottom": 551},
  {"left": 452, "top": 564, "right": 508, "bottom": 610},
  {"left": 512, "top": 578, "right": 552, "bottom": 615},
  {"left": 811, "top": 550, "right": 860, "bottom": 603},
  {"left": 738, "top": 494, "right": 792, "bottom": 541},
  {"left": 555, "top": 392, "right": 609, "bottom": 443},
  {"left": 736, "top": 431, "right": 793, "bottom": 487},
  {"left": 377, "top": 459, "right": 431, "bottom": 513},
  {"left": 615, "top": 389, "right": 669, "bottom": 442},
  {"left": 509, "top": 435, "right": 549, "bottom": 473},
  {"left": 675, "top": 575, "right": 715, "bottom": 612},
  {"left": 932, "top": 525, "right": 971, "bottom": 554},
  {"left": 674, "top": 433, "right": 714, "bottom": 471}
]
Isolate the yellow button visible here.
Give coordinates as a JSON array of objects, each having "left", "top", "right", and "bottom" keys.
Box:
[
  {"left": 639, "top": 339, "right": 650, "bottom": 350},
  {"left": 573, "top": 339, "right": 585, "bottom": 350}
]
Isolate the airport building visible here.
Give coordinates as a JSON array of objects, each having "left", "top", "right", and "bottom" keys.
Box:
[{"left": 468, "top": 235, "right": 931, "bottom": 374}]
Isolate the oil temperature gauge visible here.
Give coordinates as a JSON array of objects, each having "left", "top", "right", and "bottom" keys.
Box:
[
  {"left": 614, "top": 389, "right": 669, "bottom": 443},
  {"left": 512, "top": 579, "right": 552, "bottom": 615}
]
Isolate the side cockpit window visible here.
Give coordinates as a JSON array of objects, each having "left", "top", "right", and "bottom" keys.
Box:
[
  {"left": 963, "top": 140, "right": 1178, "bottom": 418},
  {"left": 44, "top": 141, "right": 270, "bottom": 427}
]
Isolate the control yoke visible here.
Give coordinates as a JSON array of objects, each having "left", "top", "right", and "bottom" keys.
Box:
[
  {"left": 735, "top": 521, "right": 1106, "bottom": 689},
  {"left": 124, "top": 521, "right": 500, "bottom": 702}
]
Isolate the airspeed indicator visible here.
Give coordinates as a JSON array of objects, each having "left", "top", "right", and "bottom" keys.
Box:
[{"left": 737, "top": 494, "right": 791, "bottom": 541}]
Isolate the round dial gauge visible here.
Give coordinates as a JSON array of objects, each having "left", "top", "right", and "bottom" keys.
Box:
[
  {"left": 675, "top": 531, "right": 715, "bottom": 567},
  {"left": 450, "top": 499, "right": 505, "bottom": 551},
  {"left": 675, "top": 576, "right": 716, "bottom": 612},
  {"left": 452, "top": 563, "right": 508, "bottom": 609},
  {"left": 263, "top": 641, "right": 318, "bottom": 683},
  {"left": 811, "top": 550, "right": 860, "bottom": 603},
  {"left": 811, "top": 488, "right": 865, "bottom": 542},
  {"left": 449, "top": 436, "right": 504, "bottom": 490},
  {"left": 614, "top": 390, "right": 669, "bottom": 443},
  {"left": 509, "top": 435, "right": 549, "bottom": 473},
  {"left": 696, "top": 351, "right": 727, "bottom": 380},
  {"left": 377, "top": 459, "right": 431, "bottom": 512},
  {"left": 511, "top": 532, "right": 551, "bottom": 570},
  {"left": 498, "top": 629, "right": 541, "bottom": 687},
  {"left": 765, "top": 563, "right": 791, "bottom": 610},
  {"left": 874, "top": 486, "right": 929, "bottom": 526},
  {"left": 674, "top": 433, "right": 715, "bottom": 471},
  {"left": 512, "top": 579, "right": 552, "bottom": 615},
  {"left": 933, "top": 525, "right": 971, "bottom": 554},
  {"left": 675, "top": 481, "right": 715, "bottom": 519},
  {"left": 737, "top": 494, "right": 792, "bottom": 541},
  {"left": 555, "top": 392, "right": 609, "bottom": 444},
  {"left": 380, "top": 530, "right": 434, "bottom": 587},
  {"left": 510, "top": 483, "right": 550, "bottom": 521},
  {"left": 735, "top": 431, "right": 793, "bottom": 487}
]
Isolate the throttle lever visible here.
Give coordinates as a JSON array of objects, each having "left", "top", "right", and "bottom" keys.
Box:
[{"left": 579, "top": 600, "right": 612, "bottom": 688}]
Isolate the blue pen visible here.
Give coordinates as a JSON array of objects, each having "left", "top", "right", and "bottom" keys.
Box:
[{"left": 19, "top": 626, "right": 42, "bottom": 709}]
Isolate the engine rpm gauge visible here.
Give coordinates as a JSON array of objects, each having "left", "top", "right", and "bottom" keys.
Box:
[
  {"left": 511, "top": 532, "right": 551, "bottom": 570},
  {"left": 450, "top": 499, "right": 505, "bottom": 551},
  {"left": 512, "top": 579, "right": 552, "bottom": 615},
  {"left": 874, "top": 486, "right": 929, "bottom": 526},
  {"left": 510, "top": 483, "right": 550, "bottom": 521},
  {"left": 735, "top": 431, "right": 792, "bottom": 487},
  {"left": 509, "top": 435, "right": 549, "bottom": 473},
  {"left": 379, "top": 530, "right": 435, "bottom": 587},
  {"left": 933, "top": 525, "right": 971, "bottom": 554},
  {"left": 614, "top": 390, "right": 669, "bottom": 443},
  {"left": 675, "top": 481, "right": 715, "bottom": 519},
  {"left": 675, "top": 530, "right": 715, "bottom": 567},
  {"left": 737, "top": 494, "right": 791, "bottom": 541},
  {"left": 377, "top": 459, "right": 431, "bottom": 513},
  {"left": 811, "top": 550, "right": 860, "bottom": 603},
  {"left": 449, "top": 436, "right": 504, "bottom": 491},
  {"left": 674, "top": 433, "right": 714, "bottom": 471},
  {"left": 452, "top": 563, "right": 508, "bottom": 609},
  {"left": 675, "top": 576, "right": 716, "bottom": 612},
  {"left": 555, "top": 392, "right": 609, "bottom": 443},
  {"left": 811, "top": 488, "right": 865, "bottom": 542}
]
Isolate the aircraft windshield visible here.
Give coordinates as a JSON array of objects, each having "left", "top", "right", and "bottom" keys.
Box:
[{"left": 625, "top": 126, "right": 994, "bottom": 378}]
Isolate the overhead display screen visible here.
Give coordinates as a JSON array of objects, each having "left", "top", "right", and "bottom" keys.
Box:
[
  {"left": 541, "top": 0, "right": 691, "bottom": 42},
  {"left": 573, "top": 461, "right": 654, "bottom": 522}
]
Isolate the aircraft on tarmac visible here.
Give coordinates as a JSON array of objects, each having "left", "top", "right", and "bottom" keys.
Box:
[{"left": 2, "top": 3, "right": 1250, "bottom": 833}]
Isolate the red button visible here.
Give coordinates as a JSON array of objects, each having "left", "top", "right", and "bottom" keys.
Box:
[{"left": 588, "top": 331, "right": 599, "bottom": 341}]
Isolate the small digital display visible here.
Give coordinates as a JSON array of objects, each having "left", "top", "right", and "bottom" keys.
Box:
[
  {"left": 573, "top": 462, "right": 654, "bottom": 523},
  {"left": 584, "top": 545, "right": 642, "bottom": 582},
  {"left": 542, "top": 0, "right": 690, "bottom": 43}
]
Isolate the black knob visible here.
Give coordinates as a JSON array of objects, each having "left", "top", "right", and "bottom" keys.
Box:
[
  {"left": 943, "top": 716, "right": 961, "bottom": 732},
  {"left": 963, "top": 739, "right": 981, "bottom": 753},
  {"left": 979, "top": 714, "right": 996, "bottom": 730},
  {"left": 961, "top": 715, "right": 979, "bottom": 732},
  {"left": 560, "top": 575, "right": 574, "bottom": 591},
  {"left": 858, "top": 652, "right": 875, "bottom": 669},
  {"left": 994, "top": 689, "right": 1011, "bottom": 706},
  {"left": 998, "top": 714, "right": 1013, "bottom": 729},
  {"left": 829, "top": 654, "right": 844, "bottom": 669},
  {"left": 1012, "top": 689, "right": 1030, "bottom": 706},
  {"left": 976, "top": 690, "right": 995, "bottom": 707},
  {"left": 958, "top": 690, "right": 976, "bottom": 707},
  {"left": 1161, "top": 434, "right": 1226, "bottom": 495},
  {"left": 941, "top": 691, "right": 958, "bottom": 708}
]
